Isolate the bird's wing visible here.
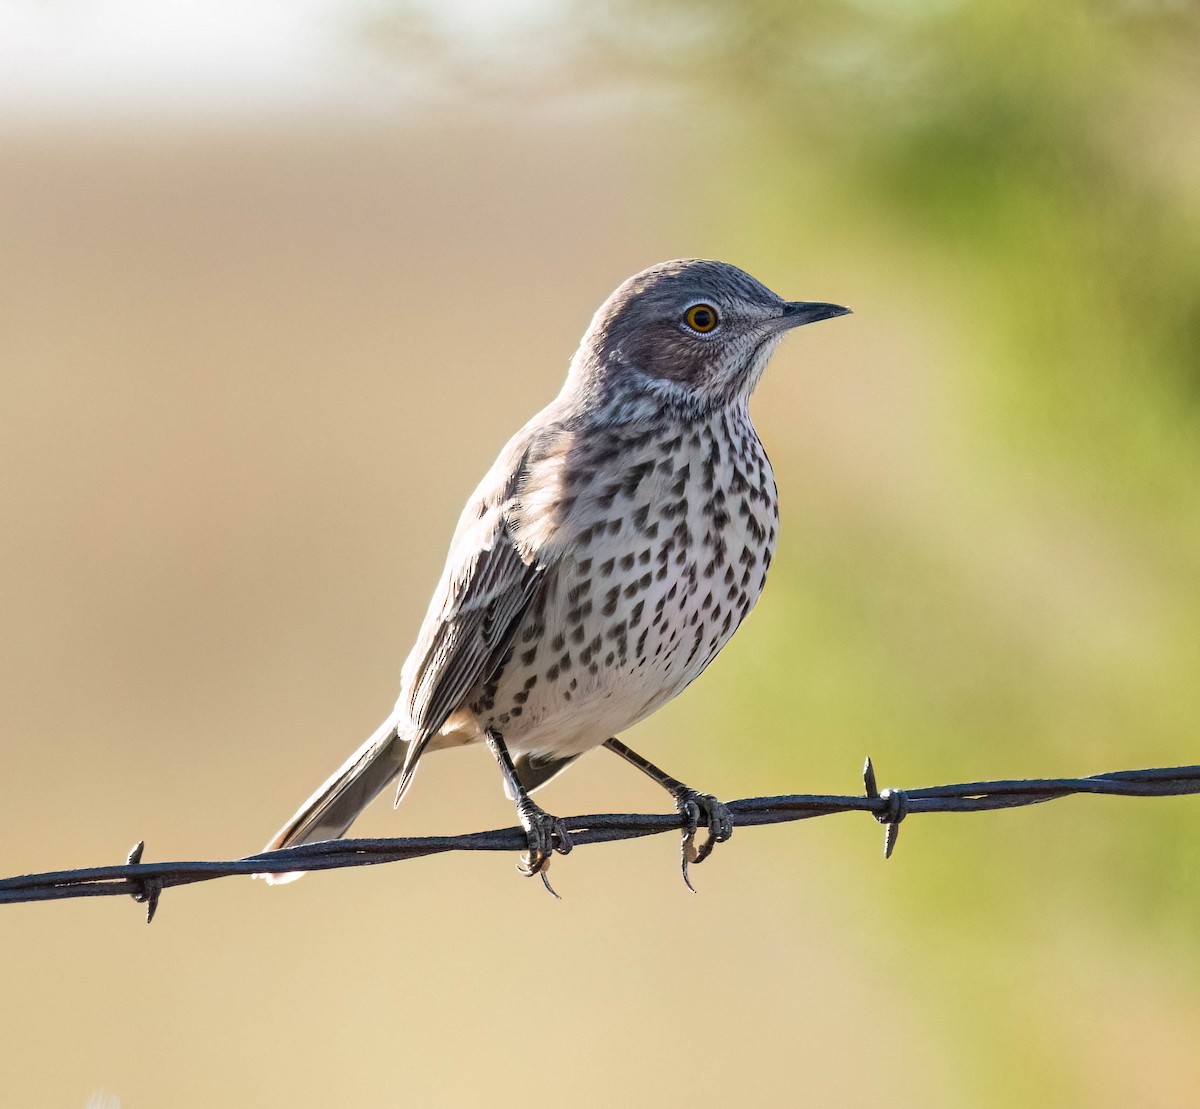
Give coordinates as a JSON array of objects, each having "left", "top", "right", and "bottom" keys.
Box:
[
  {"left": 397, "top": 421, "right": 564, "bottom": 747},
  {"left": 402, "top": 522, "right": 546, "bottom": 743}
]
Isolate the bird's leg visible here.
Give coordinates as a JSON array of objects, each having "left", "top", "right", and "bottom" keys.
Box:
[
  {"left": 484, "top": 728, "right": 572, "bottom": 896},
  {"left": 603, "top": 737, "right": 733, "bottom": 891}
]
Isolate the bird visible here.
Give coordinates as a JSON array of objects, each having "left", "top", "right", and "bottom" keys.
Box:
[{"left": 262, "top": 259, "right": 849, "bottom": 892}]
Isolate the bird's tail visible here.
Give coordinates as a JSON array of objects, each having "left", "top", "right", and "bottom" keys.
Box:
[{"left": 260, "top": 717, "right": 416, "bottom": 884}]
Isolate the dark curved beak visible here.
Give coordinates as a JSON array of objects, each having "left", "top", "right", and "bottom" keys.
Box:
[{"left": 780, "top": 301, "right": 852, "bottom": 328}]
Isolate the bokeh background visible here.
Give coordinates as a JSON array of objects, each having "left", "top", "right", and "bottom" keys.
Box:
[{"left": 3, "top": 2, "right": 1200, "bottom": 1105}]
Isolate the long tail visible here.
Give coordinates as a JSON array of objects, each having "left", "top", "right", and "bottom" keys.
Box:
[{"left": 260, "top": 718, "right": 416, "bottom": 884}]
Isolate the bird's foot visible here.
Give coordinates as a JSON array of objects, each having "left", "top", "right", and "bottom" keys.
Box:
[
  {"left": 672, "top": 789, "right": 733, "bottom": 892},
  {"left": 516, "top": 797, "right": 573, "bottom": 898}
]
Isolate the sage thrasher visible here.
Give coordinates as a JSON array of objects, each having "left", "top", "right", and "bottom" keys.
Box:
[{"left": 264, "top": 259, "right": 849, "bottom": 891}]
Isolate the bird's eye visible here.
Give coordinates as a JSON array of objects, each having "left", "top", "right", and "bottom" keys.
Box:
[{"left": 683, "top": 303, "right": 720, "bottom": 334}]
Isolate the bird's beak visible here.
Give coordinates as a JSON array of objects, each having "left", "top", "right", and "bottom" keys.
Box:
[{"left": 779, "top": 301, "right": 852, "bottom": 329}]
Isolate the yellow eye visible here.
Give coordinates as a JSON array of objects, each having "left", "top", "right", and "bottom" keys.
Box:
[{"left": 683, "top": 303, "right": 719, "bottom": 334}]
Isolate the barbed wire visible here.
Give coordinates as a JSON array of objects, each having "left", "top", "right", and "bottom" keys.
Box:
[{"left": 2, "top": 760, "right": 1197, "bottom": 923}]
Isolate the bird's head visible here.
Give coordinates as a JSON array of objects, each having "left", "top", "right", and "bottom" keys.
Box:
[{"left": 568, "top": 258, "right": 849, "bottom": 419}]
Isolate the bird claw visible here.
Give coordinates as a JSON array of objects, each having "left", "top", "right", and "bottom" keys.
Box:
[
  {"left": 674, "top": 789, "right": 733, "bottom": 892},
  {"left": 516, "top": 798, "right": 572, "bottom": 898}
]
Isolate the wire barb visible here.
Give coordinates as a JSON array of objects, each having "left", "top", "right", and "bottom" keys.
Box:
[
  {"left": 863, "top": 757, "right": 907, "bottom": 858},
  {"left": 879, "top": 790, "right": 908, "bottom": 859},
  {"left": 125, "top": 840, "right": 162, "bottom": 925},
  {"left": 1, "top": 760, "right": 1198, "bottom": 915}
]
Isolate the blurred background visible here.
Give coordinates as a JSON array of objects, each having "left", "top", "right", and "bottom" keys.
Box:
[{"left": 3, "top": 1, "right": 1200, "bottom": 1105}]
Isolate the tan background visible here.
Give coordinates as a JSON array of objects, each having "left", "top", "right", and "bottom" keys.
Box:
[{"left": 3, "top": 4, "right": 1200, "bottom": 1106}]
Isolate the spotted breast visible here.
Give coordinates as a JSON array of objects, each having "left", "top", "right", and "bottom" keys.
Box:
[{"left": 439, "top": 400, "right": 778, "bottom": 767}]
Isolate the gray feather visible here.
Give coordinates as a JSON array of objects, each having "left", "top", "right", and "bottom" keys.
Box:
[
  {"left": 404, "top": 527, "right": 546, "bottom": 742},
  {"left": 260, "top": 719, "right": 409, "bottom": 882}
]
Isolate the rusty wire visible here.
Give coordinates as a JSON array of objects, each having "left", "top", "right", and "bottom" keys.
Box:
[{"left": 1, "top": 760, "right": 1197, "bottom": 923}]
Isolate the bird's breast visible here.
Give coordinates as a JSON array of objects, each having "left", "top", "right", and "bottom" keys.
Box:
[{"left": 463, "top": 407, "right": 779, "bottom": 759}]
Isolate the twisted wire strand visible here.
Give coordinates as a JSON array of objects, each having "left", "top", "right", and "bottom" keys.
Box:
[{"left": 2, "top": 761, "right": 1197, "bottom": 922}]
